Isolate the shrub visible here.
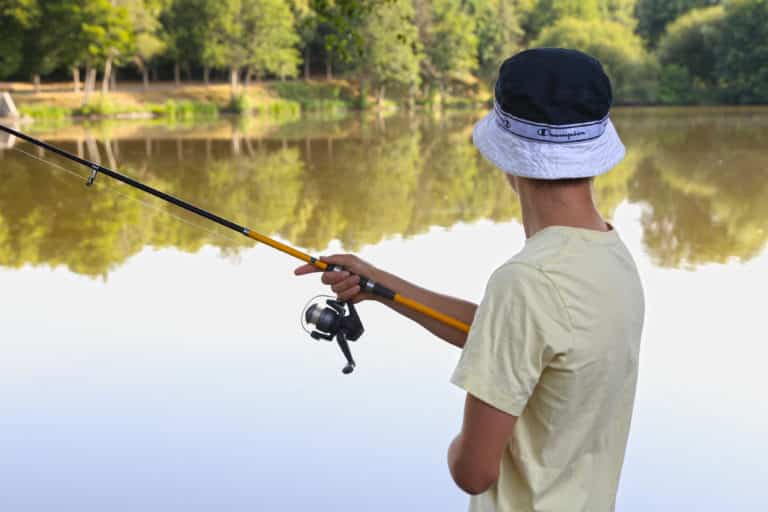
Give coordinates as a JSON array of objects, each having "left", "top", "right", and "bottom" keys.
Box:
[
  {"left": 226, "top": 94, "right": 253, "bottom": 114},
  {"left": 160, "top": 100, "right": 218, "bottom": 120},
  {"left": 18, "top": 104, "right": 72, "bottom": 120}
]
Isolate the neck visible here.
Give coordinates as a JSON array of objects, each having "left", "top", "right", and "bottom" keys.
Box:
[{"left": 512, "top": 177, "right": 608, "bottom": 238}]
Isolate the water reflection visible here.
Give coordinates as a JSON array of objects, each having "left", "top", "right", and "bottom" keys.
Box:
[{"left": 0, "top": 108, "right": 766, "bottom": 277}]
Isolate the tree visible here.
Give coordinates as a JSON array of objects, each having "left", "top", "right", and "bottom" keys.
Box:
[
  {"left": 635, "top": 0, "right": 721, "bottom": 48},
  {"left": 242, "top": 0, "right": 301, "bottom": 83},
  {"left": 0, "top": 0, "right": 38, "bottom": 79},
  {"left": 117, "top": 0, "right": 166, "bottom": 91},
  {"left": 289, "top": 0, "right": 319, "bottom": 79},
  {"left": 714, "top": 0, "right": 768, "bottom": 103},
  {"left": 599, "top": 0, "right": 638, "bottom": 27},
  {"left": 205, "top": 0, "right": 300, "bottom": 98},
  {"left": 468, "top": 0, "right": 523, "bottom": 81},
  {"left": 656, "top": 5, "right": 724, "bottom": 103},
  {"left": 161, "top": 0, "right": 212, "bottom": 86},
  {"left": 358, "top": 0, "right": 422, "bottom": 104},
  {"left": 421, "top": 0, "right": 478, "bottom": 95},
  {"left": 533, "top": 17, "right": 658, "bottom": 104},
  {"left": 520, "top": 0, "right": 637, "bottom": 41},
  {"left": 520, "top": 0, "right": 601, "bottom": 39}
]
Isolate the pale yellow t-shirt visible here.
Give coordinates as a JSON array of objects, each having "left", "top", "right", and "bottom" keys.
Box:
[{"left": 451, "top": 225, "right": 645, "bottom": 512}]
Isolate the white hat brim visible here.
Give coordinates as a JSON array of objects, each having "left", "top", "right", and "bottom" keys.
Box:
[{"left": 472, "top": 109, "right": 626, "bottom": 179}]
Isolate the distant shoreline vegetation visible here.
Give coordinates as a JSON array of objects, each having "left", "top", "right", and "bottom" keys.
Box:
[
  {"left": 2, "top": 0, "right": 768, "bottom": 115},
  {"left": 8, "top": 80, "right": 485, "bottom": 122}
]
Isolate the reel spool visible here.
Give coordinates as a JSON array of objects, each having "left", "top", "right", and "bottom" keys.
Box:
[{"left": 302, "top": 296, "right": 365, "bottom": 374}]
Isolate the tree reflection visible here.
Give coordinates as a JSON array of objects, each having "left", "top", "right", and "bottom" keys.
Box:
[
  {"left": 626, "top": 113, "right": 768, "bottom": 267},
  {"left": 0, "top": 110, "right": 766, "bottom": 277}
]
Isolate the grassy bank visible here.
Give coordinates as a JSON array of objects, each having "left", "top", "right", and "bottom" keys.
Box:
[{"left": 5, "top": 80, "right": 486, "bottom": 121}]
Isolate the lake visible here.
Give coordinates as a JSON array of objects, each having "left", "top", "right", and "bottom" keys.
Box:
[{"left": 1, "top": 108, "right": 766, "bottom": 511}]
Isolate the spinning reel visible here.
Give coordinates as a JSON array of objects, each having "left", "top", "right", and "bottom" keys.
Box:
[{"left": 302, "top": 297, "right": 365, "bottom": 374}]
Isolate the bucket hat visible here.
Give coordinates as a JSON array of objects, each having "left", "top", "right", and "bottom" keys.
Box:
[{"left": 473, "top": 48, "right": 625, "bottom": 180}]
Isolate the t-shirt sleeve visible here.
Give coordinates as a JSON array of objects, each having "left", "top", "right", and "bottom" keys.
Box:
[{"left": 450, "top": 262, "right": 571, "bottom": 416}]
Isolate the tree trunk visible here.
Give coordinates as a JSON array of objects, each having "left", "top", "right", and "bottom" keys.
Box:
[
  {"left": 325, "top": 58, "right": 332, "bottom": 80},
  {"left": 33, "top": 74, "right": 40, "bottom": 93},
  {"left": 377, "top": 85, "right": 386, "bottom": 106},
  {"left": 203, "top": 66, "right": 210, "bottom": 86},
  {"left": 174, "top": 62, "right": 181, "bottom": 87},
  {"left": 82, "top": 67, "right": 97, "bottom": 106},
  {"left": 102, "top": 55, "right": 113, "bottom": 95},
  {"left": 244, "top": 66, "right": 252, "bottom": 89},
  {"left": 304, "top": 47, "right": 310, "bottom": 80},
  {"left": 72, "top": 67, "right": 80, "bottom": 93},
  {"left": 229, "top": 67, "right": 239, "bottom": 98},
  {"left": 110, "top": 68, "right": 117, "bottom": 91},
  {"left": 142, "top": 67, "right": 149, "bottom": 91}
]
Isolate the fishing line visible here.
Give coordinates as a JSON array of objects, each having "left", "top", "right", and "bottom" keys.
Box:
[{"left": 10, "top": 144, "right": 242, "bottom": 248}]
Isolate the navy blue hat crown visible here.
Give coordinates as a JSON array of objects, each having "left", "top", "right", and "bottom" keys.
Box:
[{"left": 494, "top": 48, "right": 613, "bottom": 126}]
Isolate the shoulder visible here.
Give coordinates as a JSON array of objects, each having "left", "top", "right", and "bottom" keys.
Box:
[{"left": 483, "top": 261, "right": 572, "bottom": 334}]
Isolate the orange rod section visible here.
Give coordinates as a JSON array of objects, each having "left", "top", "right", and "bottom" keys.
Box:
[
  {"left": 393, "top": 294, "right": 471, "bottom": 333},
  {"left": 245, "top": 229, "right": 329, "bottom": 270}
]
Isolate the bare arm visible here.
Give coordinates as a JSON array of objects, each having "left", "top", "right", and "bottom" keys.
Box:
[
  {"left": 294, "top": 254, "right": 476, "bottom": 348},
  {"left": 448, "top": 393, "right": 517, "bottom": 495}
]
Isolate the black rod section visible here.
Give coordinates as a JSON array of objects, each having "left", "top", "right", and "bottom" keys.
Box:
[{"left": 0, "top": 124, "right": 247, "bottom": 235}]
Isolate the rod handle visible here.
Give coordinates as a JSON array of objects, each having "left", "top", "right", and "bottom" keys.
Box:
[{"left": 324, "top": 264, "right": 396, "bottom": 301}]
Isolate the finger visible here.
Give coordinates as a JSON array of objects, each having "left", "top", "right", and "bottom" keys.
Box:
[
  {"left": 331, "top": 275, "right": 360, "bottom": 294},
  {"left": 294, "top": 264, "right": 321, "bottom": 276},
  {"left": 321, "top": 254, "right": 358, "bottom": 269},
  {"left": 337, "top": 285, "right": 361, "bottom": 302},
  {"left": 321, "top": 271, "right": 349, "bottom": 285}
]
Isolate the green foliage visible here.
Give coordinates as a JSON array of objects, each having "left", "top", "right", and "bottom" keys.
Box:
[
  {"left": 657, "top": 5, "right": 724, "bottom": 92},
  {"left": 310, "top": 0, "right": 381, "bottom": 62},
  {"left": 161, "top": 0, "right": 211, "bottom": 66},
  {"left": 253, "top": 99, "right": 302, "bottom": 118},
  {"left": 117, "top": 0, "right": 166, "bottom": 69},
  {"left": 533, "top": 17, "right": 659, "bottom": 104},
  {"left": 359, "top": 0, "right": 422, "bottom": 102},
  {"left": 713, "top": 0, "right": 768, "bottom": 103},
  {"left": 158, "top": 100, "right": 219, "bottom": 120},
  {"left": 469, "top": 0, "right": 523, "bottom": 80},
  {"left": 635, "top": 0, "right": 721, "bottom": 48},
  {"left": 422, "top": 0, "right": 479, "bottom": 90},
  {"left": 272, "top": 81, "right": 350, "bottom": 111},
  {"left": 205, "top": 0, "right": 300, "bottom": 81},
  {"left": 658, "top": 64, "right": 697, "bottom": 104},
  {"left": 73, "top": 98, "right": 147, "bottom": 117},
  {"left": 244, "top": 0, "right": 301, "bottom": 78},
  {"left": 226, "top": 94, "right": 253, "bottom": 114},
  {"left": 6, "top": 0, "right": 768, "bottom": 107},
  {"left": 18, "top": 104, "right": 72, "bottom": 120},
  {"left": 0, "top": 0, "right": 38, "bottom": 78}
]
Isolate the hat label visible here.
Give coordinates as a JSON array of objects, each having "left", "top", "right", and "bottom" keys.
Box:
[{"left": 494, "top": 102, "right": 607, "bottom": 144}]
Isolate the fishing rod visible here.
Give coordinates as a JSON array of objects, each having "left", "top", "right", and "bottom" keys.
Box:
[{"left": 0, "top": 124, "right": 471, "bottom": 373}]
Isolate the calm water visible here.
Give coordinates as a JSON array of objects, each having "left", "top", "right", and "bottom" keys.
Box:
[{"left": 0, "top": 109, "right": 766, "bottom": 511}]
